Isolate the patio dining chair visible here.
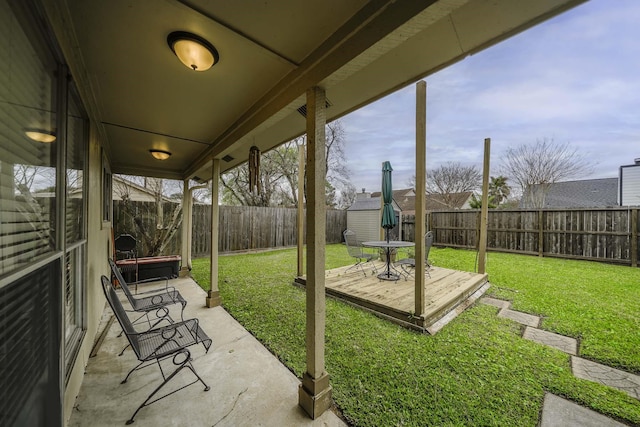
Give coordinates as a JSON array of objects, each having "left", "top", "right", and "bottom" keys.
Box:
[
  {"left": 100, "top": 276, "right": 211, "bottom": 424},
  {"left": 108, "top": 258, "right": 187, "bottom": 343},
  {"left": 395, "top": 231, "right": 433, "bottom": 278},
  {"left": 115, "top": 233, "right": 139, "bottom": 285},
  {"left": 343, "top": 229, "right": 378, "bottom": 276}
]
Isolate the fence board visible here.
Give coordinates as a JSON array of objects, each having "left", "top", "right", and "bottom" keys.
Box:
[
  {"left": 114, "top": 202, "right": 638, "bottom": 266},
  {"left": 403, "top": 208, "right": 638, "bottom": 266},
  {"left": 114, "top": 201, "right": 347, "bottom": 257}
]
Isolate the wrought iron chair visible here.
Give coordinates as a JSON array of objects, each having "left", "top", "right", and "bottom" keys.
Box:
[
  {"left": 343, "top": 229, "right": 378, "bottom": 276},
  {"left": 115, "top": 234, "right": 139, "bottom": 286},
  {"left": 395, "top": 231, "right": 433, "bottom": 278},
  {"left": 108, "top": 258, "right": 186, "bottom": 340},
  {"left": 100, "top": 276, "right": 211, "bottom": 424}
]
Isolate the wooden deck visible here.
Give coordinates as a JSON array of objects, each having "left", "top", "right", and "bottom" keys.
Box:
[{"left": 295, "top": 261, "right": 489, "bottom": 334}]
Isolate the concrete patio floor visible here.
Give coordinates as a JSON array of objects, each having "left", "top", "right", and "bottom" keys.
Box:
[
  {"left": 68, "top": 277, "right": 346, "bottom": 427},
  {"left": 69, "top": 275, "right": 635, "bottom": 426}
]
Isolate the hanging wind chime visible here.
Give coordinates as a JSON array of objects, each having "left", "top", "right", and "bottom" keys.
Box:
[{"left": 248, "top": 145, "right": 261, "bottom": 195}]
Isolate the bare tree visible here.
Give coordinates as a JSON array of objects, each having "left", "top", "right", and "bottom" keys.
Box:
[
  {"left": 114, "top": 175, "right": 183, "bottom": 256},
  {"left": 220, "top": 151, "right": 285, "bottom": 206},
  {"left": 325, "top": 121, "right": 350, "bottom": 191},
  {"left": 220, "top": 120, "right": 352, "bottom": 207},
  {"left": 406, "top": 175, "right": 417, "bottom": 191},
  {"left": 501, "top": 138, "right": 593, "bottom": 208},
  {"left": 336, "top": 182, "right": 357, "bottom": 210},
  {"left": 426, "top": 162, "right": 482, "bottom": 208},
  {"left": 271, "top": 138, "right": 304, "bottom": 205}
]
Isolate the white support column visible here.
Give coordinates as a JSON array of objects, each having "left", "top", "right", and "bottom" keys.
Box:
[
  {"left": 298, "top": 86, "right": 332, "bottom": 419},
  {"left": 180, "top": 179, "right": 191, "bottom": 277},
  {"left": 206, "top": 159, "right": 221, "bottom": 307},
  {"left": 415, "top": 81, "right": 427, "bottom": 316},
  {"left": 297, "top": 144, "right": 305, "bottom": 277}
]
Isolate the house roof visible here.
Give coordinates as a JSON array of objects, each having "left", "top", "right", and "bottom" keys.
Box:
[
  {"left": 365, "top": 189, "right": 472, "bottom": 211},
  {"left": 347, "top": 196, "right": 401, "bottom": 212},
  {"left": 44, "top": 0, "right": 585, "bottom": 182},
  {"left": 521, "top": 178, "right": 619, "bottom": 208},
  {"left": 426, "top": 192, "right": 473, "bottom": 210},
  {"left": 111, "top": 176, "right": 176, "bottom": 203},
  {"left": 370, "top": 188, "right": 415, "bottom": 211}
]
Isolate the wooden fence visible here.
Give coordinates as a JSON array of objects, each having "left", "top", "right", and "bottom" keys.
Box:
[
  {"left": 113, "top": 201, "right": 347, "bottom": 257},
  {"left": 401, "top": 208, "right": 640, "bottom": 266}
]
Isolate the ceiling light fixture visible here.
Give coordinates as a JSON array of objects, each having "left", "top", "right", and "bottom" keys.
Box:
[
  {"left": 149, "top": 149, "right": 171, "bottom": 160},
  {"left": 25, "top": 129, "right": 56, "bottom": 143},
  {"left": 167, "top": 31, "right": 219, "bottom": 71}
]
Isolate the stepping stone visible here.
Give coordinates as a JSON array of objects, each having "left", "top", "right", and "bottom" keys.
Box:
[
  {"left": 540, "top": 393, "right": 627, "bottom": 427},
  {"left": 572, "top": 356, "right": 640, "bottom": 400},
  {"left": 499, "top": 308, "right": 540, "bottom": 327},
  {"left": 480, "top": 297, "right": 510, "bottom": 310},
  {"left": 523, "top": 327, "right": 578, "bottom": 355}
]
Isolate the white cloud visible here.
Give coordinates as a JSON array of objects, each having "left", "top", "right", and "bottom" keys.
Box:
[{"left": 342, "top": 0, "right": 640, "bottom": 194}]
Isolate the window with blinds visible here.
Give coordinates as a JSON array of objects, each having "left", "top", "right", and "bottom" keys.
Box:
[
  {"left": 1, "top": 0, "right": 87, "bottom": 424},
  {"left": 64, "top": 88, "right": 87, "bottom": 370},
  {"left": 66, "top": 89, "right": 86, "bottom": 244},
  {"left": 0, "top": 261, "right": 60, "bottom": 426},
  {"left": 0, "top": 0, "right": 58, "bottom": 276}
]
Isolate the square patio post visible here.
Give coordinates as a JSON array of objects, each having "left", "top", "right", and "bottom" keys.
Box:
[
  {"left": 180, "top": 178, "right": 192, "bottom": 277},
  {"left": 298, "top": 86, "right": 332, "bottom": 418},
  {"left": 206, "top": 158, "right": 221, "bottom": 307},
  {"left": 415, "top": 80, "right": 427, "bottom": 316}
]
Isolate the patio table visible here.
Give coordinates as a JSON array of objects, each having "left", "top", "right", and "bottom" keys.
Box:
[{"left": 362, "top": 240, "right": 414, "bottom": 281}]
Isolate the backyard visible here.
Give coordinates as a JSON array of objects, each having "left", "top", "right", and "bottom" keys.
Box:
[{"left": 191, "top": 245, "right": 640, "bottom": 426}]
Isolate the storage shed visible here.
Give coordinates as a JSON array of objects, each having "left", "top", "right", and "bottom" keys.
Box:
[
  {"left": 619, "top": 159, "right": 640, "bottom": 206},
  {"left": 347, "top": 191, "right": 401, "bottom": 242}
]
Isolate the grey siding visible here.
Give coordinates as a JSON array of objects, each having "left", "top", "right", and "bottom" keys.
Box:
[
  {"left": 347, "top": 211, "right": 380, "bottom": 242},
  {"left": 621, "top": 165, "right": 640, "bottom": 206}
]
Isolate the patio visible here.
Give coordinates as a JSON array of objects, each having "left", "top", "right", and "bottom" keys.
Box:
[
  {"left": 68, "top": 277, "right": 346, "bottom": 427},
  {"left": 295, "top": 261, "right": 489, "bottom": 334}
]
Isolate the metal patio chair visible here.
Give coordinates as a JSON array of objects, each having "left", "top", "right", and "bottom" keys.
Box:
[
  {"left": 108, "top": 258, "right": 186, "bottom": 343},
  {"left": 395, "top": 231, "right": 433, "bottom": 278},
  {"left": 343, "top": 229, "right": 378, "bottom": 276},
  {"left": 100, "top": 276, "right": 211, "bottom": 424},
  {"left": 115, "top": 233, "right": 139, "bottom": 285}
]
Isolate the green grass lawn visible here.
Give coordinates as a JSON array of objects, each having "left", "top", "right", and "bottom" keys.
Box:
[{"left": 192, "top": 246, "right": 640, "bottom": 426}]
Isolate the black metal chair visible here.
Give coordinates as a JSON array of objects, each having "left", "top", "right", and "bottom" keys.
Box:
[
  {"left": 101, "top": 275, "right": 211, "bottom": 424},
  {"left": 343, "top": 229, "right": 378, "bottom": 276},
  {"left": 395, "top": 231, "right": 433, "bottom": 278},
  {"left": 115, "top": 234, "right": 139, "bottom": 285},
  {"left": 108, "top": 258, "right": 186, "bottom": 339}
]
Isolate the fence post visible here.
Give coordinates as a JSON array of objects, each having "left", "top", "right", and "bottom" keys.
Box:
[
  {"left": 477, "top": 138, "right": 490, "bottom": 273},
  {"left": 632, "top": 209, "right": 638, "bottom": 267},
  {"left": 538, "top": 210, "right": 544, "bottom": 257}
]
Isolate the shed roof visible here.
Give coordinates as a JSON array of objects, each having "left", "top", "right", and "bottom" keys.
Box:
[{"left": 348, "top": 196, "right": 401, "bottom": 212}]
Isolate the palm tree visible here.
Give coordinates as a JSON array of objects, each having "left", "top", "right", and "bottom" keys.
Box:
[
  {"left": 469, "top": 193, "right": 497, "bottom": 209},
  {"left": 489, "top": 176, "right": 511, "bottom": 205}
]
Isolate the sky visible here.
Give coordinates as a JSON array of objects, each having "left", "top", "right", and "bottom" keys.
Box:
[{"left": 341, "top": 0, "right": 640, "bottom": 194}]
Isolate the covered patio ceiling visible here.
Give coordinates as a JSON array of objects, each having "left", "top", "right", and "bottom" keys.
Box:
[{"left": 48, "top": 0, "right": 586, "bottom": 181}]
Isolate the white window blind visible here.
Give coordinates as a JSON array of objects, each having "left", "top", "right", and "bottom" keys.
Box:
[{"left": 0, "top": 0, "right": 58, "bottom": 275}]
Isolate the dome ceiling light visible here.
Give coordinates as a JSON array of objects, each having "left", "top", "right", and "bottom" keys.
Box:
[
  {"left": 167, "top": 31, "right": 219, "bottom": 72},
  {"left": 149, "top": 149, "right": 172, "bottom": 160},
  {"left": 25, "top": 128, "right": 56, "bottom": 143}
]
